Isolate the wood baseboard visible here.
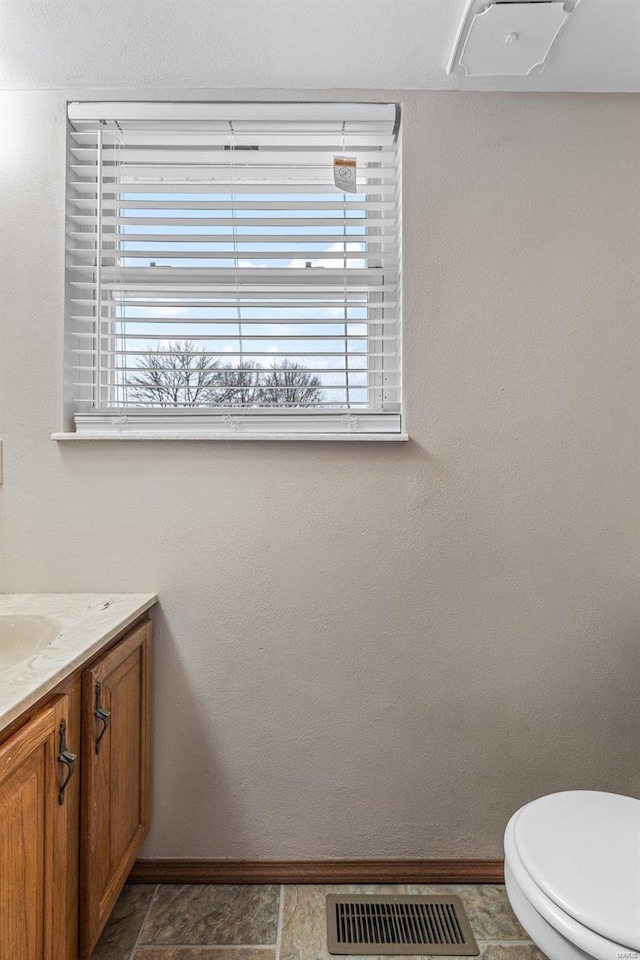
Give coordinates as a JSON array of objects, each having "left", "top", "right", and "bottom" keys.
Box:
[{"left": 129, "top": 858, "right": 504, "bottom": 885}]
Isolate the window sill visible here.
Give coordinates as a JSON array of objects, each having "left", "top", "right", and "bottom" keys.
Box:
[{"left": 51, "top": 431, "right": 409, "bottom": 442}]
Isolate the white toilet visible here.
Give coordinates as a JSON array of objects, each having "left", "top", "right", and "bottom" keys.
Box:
[{"left": 504, "top": 790, "right": 640, "bottom": 960}]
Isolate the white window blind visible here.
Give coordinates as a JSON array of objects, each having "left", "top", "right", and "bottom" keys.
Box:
[{"left": 66, "top": 102, "right": 402, "bottom": 438}]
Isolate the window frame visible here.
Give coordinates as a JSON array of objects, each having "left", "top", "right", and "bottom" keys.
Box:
[{"left": 56, "top": 101, "right": 405, "bottom": 442}]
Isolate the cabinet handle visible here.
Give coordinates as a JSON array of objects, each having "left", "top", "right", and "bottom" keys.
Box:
[
  {"left": 57, "top": 719, "right": 77, "bottom": 805},
  {"left": 94, "top": 681, "right": 111, "bottom": 754}
]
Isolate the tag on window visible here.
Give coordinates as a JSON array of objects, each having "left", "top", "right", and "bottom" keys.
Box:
[{"left": 333, "top": 156, "right": 357, "bottom": 193}]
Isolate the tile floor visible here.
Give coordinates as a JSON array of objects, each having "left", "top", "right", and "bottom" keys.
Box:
[{"left": 89, "top": 883, "right": 549, "bottom": 960}]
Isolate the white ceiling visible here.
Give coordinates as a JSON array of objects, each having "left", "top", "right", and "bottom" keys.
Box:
[{"left": 0, "top": 0, "right": 638, "bottom": 92}]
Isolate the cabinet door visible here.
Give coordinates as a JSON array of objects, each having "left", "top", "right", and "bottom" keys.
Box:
[
  {"left": 80, "top": 621, "right": 151, "bottom": 958},
  {"left": 0, "top": 696, "right": 73, "bottom": 960}
]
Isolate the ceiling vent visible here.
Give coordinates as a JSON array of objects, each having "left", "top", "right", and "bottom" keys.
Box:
[{"left": 447, "top": 0, "right": 579, "bottom": 77}]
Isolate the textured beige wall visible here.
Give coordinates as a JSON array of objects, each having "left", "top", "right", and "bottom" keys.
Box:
[{"left": 1, "top": 90, "right": 638, "bottom": 858}]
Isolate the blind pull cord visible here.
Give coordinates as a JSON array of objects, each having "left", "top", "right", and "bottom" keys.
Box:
[
  {"left": 341, "top": 122, "right": 351, "bottom": 410},
  {"left": 229, "top": 121, "right": 244, "bottom": 403}
]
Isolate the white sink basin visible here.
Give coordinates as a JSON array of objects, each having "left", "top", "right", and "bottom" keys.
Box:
[{"left": 0, "top": 614, "right": 61, "bottom": 671}]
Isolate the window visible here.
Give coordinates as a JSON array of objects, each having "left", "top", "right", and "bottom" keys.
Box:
[{"left": 64, "top": 102, "right": 403, "bottom": 439}]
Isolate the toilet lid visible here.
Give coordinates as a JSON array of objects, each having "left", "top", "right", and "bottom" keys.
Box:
[{"left": 513, "top": 791, "right": 640, "bottom": 951}]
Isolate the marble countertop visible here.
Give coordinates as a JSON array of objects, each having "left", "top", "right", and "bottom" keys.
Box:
[{"left": 0, "top": 593, "right": 157, "bottom": 733}]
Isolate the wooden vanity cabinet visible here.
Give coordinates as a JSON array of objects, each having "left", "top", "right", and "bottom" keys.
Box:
[
  {"left": 0, "top": 616, "right": 151, "bottom": 960},
  {"left": 79, "top": 619, "right": 152, "bottom": 959},
  {"left": 0, "top": 694, "right": 77, "bottom": 960}
]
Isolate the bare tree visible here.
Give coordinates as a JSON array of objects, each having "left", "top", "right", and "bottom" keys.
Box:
[
  {"left": 259, "top": 359, "right": 323, "bottom": 407},
  {"left": 216, "top": 359, "right": 263, "bottom": 407},
  {"left": 124, "top": 342, "right": 323, "bottom": 408},
  {"left": 124, "top": 340, "right": 227, "bottom": 407}
]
